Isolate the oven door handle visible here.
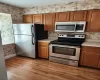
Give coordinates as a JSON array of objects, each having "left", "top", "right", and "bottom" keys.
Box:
[{"left": 50, "top": 44, "right": 80, "bottom": 49}]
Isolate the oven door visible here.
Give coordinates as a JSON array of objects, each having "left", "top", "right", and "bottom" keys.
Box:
[{"left": 49, "top": 44, "right": 80, "bottom": 60}]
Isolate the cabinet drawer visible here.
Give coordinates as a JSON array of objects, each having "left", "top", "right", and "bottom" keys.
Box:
[{"left": 38, "top": 41, "right": 49, "bottom": 46}]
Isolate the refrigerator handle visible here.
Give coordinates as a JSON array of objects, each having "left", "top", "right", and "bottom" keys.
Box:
[
  {"left": 32, "top": 36, "right": 34, "bottom": 45},
  {"left": 31, "top": 25, "right": 34, "bottom": 36},
  {"left": 31, "top": 25, "right": 35, "bottom": 45}
]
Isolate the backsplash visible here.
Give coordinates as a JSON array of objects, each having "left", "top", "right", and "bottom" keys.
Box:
[
  {"left": 86, "top": 32, "right": 100, "bottom": 42},
  {"left": 48, "top": 32, "right": 100, "bottom": 42},
  {"left": 0, "top": 3, "right": 23, "bottom": 23},
  {"left": 24, "top": 0, "right": 100, "bottom": 14}
]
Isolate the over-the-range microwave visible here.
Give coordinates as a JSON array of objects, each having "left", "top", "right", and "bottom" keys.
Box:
[{"left": 55, "top": 21, "right": 86, "bottom": 32}]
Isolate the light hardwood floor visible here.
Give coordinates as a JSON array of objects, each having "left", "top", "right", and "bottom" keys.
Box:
[{"left": 5, "top": 56, "right": 100, "bottom": 80}]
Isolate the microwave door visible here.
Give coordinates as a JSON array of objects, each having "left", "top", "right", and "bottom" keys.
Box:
[{"left": 55, "top": 24, "right": 76, "bottom": 32}]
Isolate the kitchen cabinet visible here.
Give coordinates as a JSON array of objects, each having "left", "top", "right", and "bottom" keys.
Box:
[
  {"left": 38, "top": 41, "right": 49, "bottom": 59},
  {"left": 98, "top": 61, "right": 100, "bottom": 68},
  {"left": 33, "top": 14, "right": 43, "bottom": 24},
  {"left": 86, "top": 10, "right": 100, "bottom": 32},
  {"left": 70, "top": 11, "right": 87, "bottom": 21},
  {"left": 56, "top": 12, "right": 70, "bottom": 22},
  {"left": 23, "top": 9, "right": 100, "bottom": 32},
  {"left": 80, "top": 46, "right": 100, "bottom": 68},
  {"left": 43, "top": 13, "right": 55, "bottom": 31},
  {"left": 23, "top": 15, "right": 33, "bottom": 23}
]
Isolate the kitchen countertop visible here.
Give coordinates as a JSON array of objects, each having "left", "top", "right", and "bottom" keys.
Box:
[
  {"left": 38, "top": 38, "right": 56, "bottom": 42},
  {"left": 82, "top": 41, "right": 100, "bottom": 47}
]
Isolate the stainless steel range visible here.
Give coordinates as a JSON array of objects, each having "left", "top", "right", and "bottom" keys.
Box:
[{"left": 49, "top": 34, "right": 85, "bottom": 66}]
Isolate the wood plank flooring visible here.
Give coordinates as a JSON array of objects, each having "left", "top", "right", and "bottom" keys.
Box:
[{"left": 5, "top": 56, "right": 100, "bottom": 80}]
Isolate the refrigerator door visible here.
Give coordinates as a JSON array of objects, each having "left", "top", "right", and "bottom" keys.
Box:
[
  {"left": 0, "top": 33, "right": 7, "bottom": 80},
  {"left": 15, "top": 35, "right": 36, "bottom": 58},
  {"left": 13, "top": 24, "right": 34, "bottom": 35}
]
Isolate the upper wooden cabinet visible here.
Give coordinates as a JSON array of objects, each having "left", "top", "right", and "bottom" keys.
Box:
[
  {"left": 86, "top": 10, "right": 100, "bottom": 32},
  {"left": 70, "top": 11, "right": 87, "bottom": 21},
  {"left": 23, "top": 9, "right": 100, "bottom": 32},
  {"left": 33, "top": 14, "right": 43, "bottom": 24},
  {"left": 43, "top": 13, "right": 55, "bottom": 31},
  {"left": 56, "top": 12, "right": 70, "bottom": 22},
  {"left": 80, "top": 46, "right": 100, "bottom": 68},
  {"left": 23, "top": 15, "right": 33, "bottom": 23}
]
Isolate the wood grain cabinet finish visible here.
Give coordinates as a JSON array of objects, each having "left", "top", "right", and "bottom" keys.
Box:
[
  {"left": 23, "top": 15, "right": 33, "bottom": 23},
  {"left": 33, "top": 14, "right": 43, "bottom": 24},
  {"left": 98, "top": 61, "right": 100, "bottom": 68},
  {"left": 38, "top": 41, "right": 49, "bottom": 59},
  {"left": 56, "top": 12, "right": 70, "bottom": 22},
  {"left": 80, "top": 46, "right": 100, "bottom": 68},
  {"left": 86, "top": 10, "right": 100, "bottom": 32},
  {"left": 70, "top": 11, "right": 87, "bottom": 21},
  {"left": 43, "top": 13, "right": 55, "bottom": 31},
  {"left": 23, "top": 9, "right": 100, "bottom": 32}
]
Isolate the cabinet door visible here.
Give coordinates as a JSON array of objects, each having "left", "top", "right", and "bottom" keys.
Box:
[
  {"left": 23, "top": 15, "right": 33, "bottom": 23},
  {"left": 98, "top": 60, "right": 100, "bottom": 68},
  {"left": 56, "top": 12, "right": 70, "bottom": 22},
  {"left": 70, "top": 11, "right": 87, "bottom": 21},
  {"left": 82, "top": 52, "right": 100, "bottom": 68},
  {"left": 38, "top": 46, "right": 48, "bottom": 59},
  {"left": 87, "top": 10, "right": 100, "bottom": 32},
  {"left": 80, "top": 46, "right": 100, "bottom": 68},
  {"left": 33, "top": 14, "right": 43, "bottom": 24},
  {"left": 44, "top": 13, "right": 55, "bottom": 31}
]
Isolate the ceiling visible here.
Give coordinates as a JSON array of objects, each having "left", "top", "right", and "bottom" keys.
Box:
[{"left": 0, "top": 0, "right": 82, "bottom": 8}]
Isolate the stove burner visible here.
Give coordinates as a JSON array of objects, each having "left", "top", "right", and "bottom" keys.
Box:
[{"left": 50, "top": 39, "right": 84, "bottom": 46}]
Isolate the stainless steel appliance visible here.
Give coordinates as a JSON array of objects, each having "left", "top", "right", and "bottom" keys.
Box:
[
  {"left": 49, "top": 34, "right": 85, "bottom": 66},
  {"left": 13, "top": 24, "right": 48, "bottom": 58},
  {"left": 55, "top": 21, "right": 86, "bottom": 32},
  {"left": 0, "top": 32, "right": 7, "bottom": 80}
]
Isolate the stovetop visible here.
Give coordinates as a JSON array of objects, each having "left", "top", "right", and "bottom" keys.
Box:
[{"left": 50, "top": 39, "right": 84, "bottom": 46}]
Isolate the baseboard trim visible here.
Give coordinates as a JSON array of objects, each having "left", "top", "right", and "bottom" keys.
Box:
[{"left": 5, "top": 54, "right": 16, "bottom": 59}]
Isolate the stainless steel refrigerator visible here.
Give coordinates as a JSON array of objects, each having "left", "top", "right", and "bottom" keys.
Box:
[
  {"left": 13, "top": 24, "right": 48, "bottom": 58},
  {"left": 0, "top": 32, "right": 7, "bottom": 80}
]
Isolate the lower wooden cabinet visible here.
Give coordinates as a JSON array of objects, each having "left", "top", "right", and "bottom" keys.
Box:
[
  {"left": 98, "top": 61, "right": 100, "bottom": 68},
  {"left": 38, "top": 46, "right": 48, "bottom": 59},
  {"left": 80, "top": 46, "right": 100, "bottom": 68},
  {"left": 38, "top": 41, "right": 49, "bottom": 59}
]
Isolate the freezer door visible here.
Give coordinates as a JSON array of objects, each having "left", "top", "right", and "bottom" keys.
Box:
[
  {"left": 15, "top": 35, "right": 36, "bottom": 58},
  {"left": 13, "top": 24, "right": 34, "bottom": 35}
]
